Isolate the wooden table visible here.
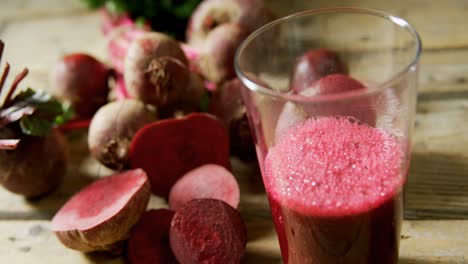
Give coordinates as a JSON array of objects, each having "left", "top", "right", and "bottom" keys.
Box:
[{"left": 0, "top": 0, "right": 467, "bottom": 263}]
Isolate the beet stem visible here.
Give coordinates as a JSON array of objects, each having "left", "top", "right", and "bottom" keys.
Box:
[
  {"left": 0, "top": 40, "right": 4, "bottom": 65},
  {"left": 0, "top": 139, "right": 20, "bottom": 150},
  {"left": 57, "top": 118, "right": 92, "bottom": 133},
  {"left": 3, "top": 68, "right": 28, "bottom": 108},
  {"left": 0, "top": 63, "right": 10, "bottom": 98}
]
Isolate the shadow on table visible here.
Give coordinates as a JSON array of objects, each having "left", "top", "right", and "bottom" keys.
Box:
[
  {"left": 405, "top": 152, "right": 468, "bottom": 220},
  {"left": 242, "top": 251, "right": 282, "bottom": 264},
  {"left": 400, "top": 257, "right": 464, "bottom": 264},
  {"left": 24, "top": 132, "right": 115, "bottom": 215}
]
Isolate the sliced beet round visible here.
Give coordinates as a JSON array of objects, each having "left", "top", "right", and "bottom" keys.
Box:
[
  {"left": 127, "top": 209, "right": 177, "bottom": 264},
  {"left": 170, "top": 199, "right": 247, "bottom": 264},
  {"left": 51, "top": 169, "right": 150, "bottom": 253},
  {"left": 169, "top": 164, "right": 240, "bottom": 211},
  {"left": 129, "top": 113, "right": 231, "bottom": 197}
]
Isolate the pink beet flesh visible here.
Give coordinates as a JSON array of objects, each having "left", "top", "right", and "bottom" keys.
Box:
[
  {"left": 129, "top": 113, "right": 231, "bottom": 197},
  {"left": 52, "top": 169, "right": 148, "bottom": 231},
  {"left": 266, "top": 116, "right": 405, "bottom": 217},
  {"left": 170, "top": 199, "right": 247, "bottom": 264},
  {"left": 169, "top": 164, "right": 240, "bottom": 210},
  {"left": 127, "top": 209, "right": 177, "bottom": 264}
]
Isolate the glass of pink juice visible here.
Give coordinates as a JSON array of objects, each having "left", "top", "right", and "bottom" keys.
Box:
[{"left": 234, "top": 8, "right": 421, "bottom": 264}]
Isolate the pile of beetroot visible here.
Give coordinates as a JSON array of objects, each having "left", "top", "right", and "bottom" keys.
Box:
[
  {"left": 0, "top": 0, "right": 375, "bottom": 262},
  {"left": 45, "top": 0, "right": 276, "bottom": 261}
]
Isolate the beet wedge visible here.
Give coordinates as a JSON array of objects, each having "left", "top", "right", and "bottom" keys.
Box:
[
  {"left": 127, "top": 209, "right": 178, "bottom": 264},
  {"left": 51, "top": 169, "right": 150, "bottom": 253},
  {"left": 129, "top": 113, "right": 231, "bottom": 197}
]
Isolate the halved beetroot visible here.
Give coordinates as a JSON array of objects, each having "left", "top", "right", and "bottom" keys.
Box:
[
  {"left": 169, "top": 164, "right": 240, "bottom": 210},
  {"left": 127, "top": 209, "right": 177, "bottom": 264},
  {"left": 51, "top": 169, "right": 150, "bottom": 253},
  {"left": 129, "top": 113, "right": 231, "bottom": 197},
  {"left": 170, "top": 199, "right": 247, "bottom": 264}
]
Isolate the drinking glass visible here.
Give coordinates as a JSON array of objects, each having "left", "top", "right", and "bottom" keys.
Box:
[{"left": 235, "top": 8, "right": 421, "bottom": 264}]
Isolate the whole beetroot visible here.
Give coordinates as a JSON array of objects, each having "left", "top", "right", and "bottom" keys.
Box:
[
  {"left": 187, "top": 0, "right": 275, "bottom": 46},
  {"left": 276, "top": 74, "right": 376, "bottom": 141},
  {"left": 290, "top": 49, "right": 348, "bottom": 93},
  {"left": 50, "top": 53, "right": 110, "bottom": 118},
  {"left": 124, "top": 32, "right": 188, "bottom": 106},
  {"left": 88, "top": 99, "right": 157, "bottom": 170},
  {"left": 0, "top": 127, "right": 67, "bottom": 198},
  {"left": 209, "top": 78, "right": 255, "bottom": 159},
  {"left": 198, "top": 23, "right": 249, "bottom": 83}
]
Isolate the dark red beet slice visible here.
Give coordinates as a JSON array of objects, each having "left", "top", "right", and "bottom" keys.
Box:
[
  {"left": 169, "top": 164, "right": 240, "bottom": 210},
  {"left": 290, "top": 49, "right": 348, "bottom": 93},
  {"left": 127, "top": 209, "right": 178, "bottom": 264},
  {"left": 129, "top": 113, "right": 231, "bottom": 197},
  {"left": 170, "top": 199, "right": 247, "bottom": 264},
  {"left": 51, "top": 169, "right": 150, "bottom": 252}
]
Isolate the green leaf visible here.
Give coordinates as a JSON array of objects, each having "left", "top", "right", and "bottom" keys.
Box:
[
  {"left": 199, "top": 91, "right": 211, "bottom": 112},
  {"left": 3, "top": 88, "right": 73, "bottom": 136},
  {"left": 80, "top": 0, "right": 107, "bottom": 9},
  {"left": 19, "top": 116, "right": 53, "bottom": 136},
  {"left": 54, "top": 104, "right": 75, "bottom": 125}
]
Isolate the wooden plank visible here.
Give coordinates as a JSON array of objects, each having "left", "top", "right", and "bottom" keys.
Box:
[
  {"left": 0, "top": 219, "right": 466, "bottom": 263},
  {"left": 0, "top": 0, "right": 85, "bottom": 22},
  {"left": 406, "top": 99, "right": 468, "bottom": 219},
  {"left": 266, "top": 0, "right": 468, "bottom": 51}
]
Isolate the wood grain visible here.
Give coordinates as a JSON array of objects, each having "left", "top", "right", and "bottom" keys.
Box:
[{"left": 0, "top": 219, "right": 466, "bottom": 263}]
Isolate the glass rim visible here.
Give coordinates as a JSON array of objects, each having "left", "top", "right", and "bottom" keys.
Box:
[{"left": 234, "top": 7, "right": 422, "bottom": 102}]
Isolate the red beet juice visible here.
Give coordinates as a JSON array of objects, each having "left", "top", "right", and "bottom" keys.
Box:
[{"left": 264, "top": 116, "right": 406, "bottom": 264}]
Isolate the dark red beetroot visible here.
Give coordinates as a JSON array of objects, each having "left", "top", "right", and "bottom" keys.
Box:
[
  {"left": 197, "top": 23, "right": 249, "bottom": 83},
  {"left": 50, "top": 53, "right": 110, "bottom": 118},
  {"left": 124, "top": 32, "right": 188, "bottom": 106},
  {"left": 129, "top": 113, "right": 230, "bottom": 197},
  {"left": 127, "top": 209, "right": 177, "bottom": 264},
  {"left": 290, "top": 49, "right": 348, "bottom": 93},
  {"left": 170, "top": 199, "right": 247, "bottom": 264},
  {"left": 169, "top": 164, "right": 240, "bottom": 210},
  {"left": 0, "top": 128, "right": 67, "bottom": 197},
  {"left": 88, "top": 99, "right": 157, "bottom": 170},
  {"left": 187, "top": 0, "right": 275, "bottom": 46},
  {"left": 276, "top": 74, "right": 376, "bottom": 140},
  {"left": 52, "top": 169, "right": 150, "bottom": 253},
  {"left": 209, "top": 78, "right": 255, "bottom": 159}
]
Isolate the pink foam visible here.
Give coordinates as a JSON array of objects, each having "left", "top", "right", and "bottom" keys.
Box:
[{"left": 265, "top": 116, "right": 405, "bottom": 217}]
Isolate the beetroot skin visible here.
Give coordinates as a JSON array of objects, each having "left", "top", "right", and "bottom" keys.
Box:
[
  {"left": 290, "top": 49, "right": 348, "bottom": 93},
  {"left": 127, "top": 209, "right": 177, "bottom": 264},
  {"left": 209, "top": 78, "right": 255, "bottom": 159},
  {"left": 88, "top": 99, "right": 157, "bottom": 170},
  {"left": 170, "top": 199, "right": 247, "bottom": 264},
  {"left": 129, "top": 113, "right": 231, "bottom": 197},
  {"left": 0, "top": 128, "right": 67, "bottom": 198},
  {"left": 276, "top": 74, "right": 376, "bottom": 140},
  {"left": 50, "top": 53, "right": 110, "bottom": 118},
  {"left": 198, "top": 23, "right": 249, "bottom": 83},
  {"left": 52, "top": 169, "right": 150, "bottom": 253},
  {"left": 169, "top": 164, "right": 240, "bottom": 211},
  {"left": 124, "top": 32, "right": 188, "bottom": 106},
  {"left": 187, "top": 0, "right": 275, "bottom": 46}
]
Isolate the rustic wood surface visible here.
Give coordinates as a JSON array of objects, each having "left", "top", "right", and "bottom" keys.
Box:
[{"left": 0, "top": 0, "right": 467, "bottom": 263}]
